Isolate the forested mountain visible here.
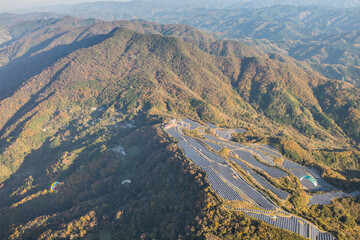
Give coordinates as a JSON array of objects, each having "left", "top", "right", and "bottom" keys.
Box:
[
  {"left": 19, "top": 0, "right": 360, "bottom": 16},
  {"left": 0, "top": 13, "right": 61, "bottom": 28},
  {"left": 0, "top": 16, "right": 261, "bottom": 97},
  {"left": 230, "top": 0, "right": 360, "bottom": 8},
  {"left": 0, "top": 13, "right": 62, "bottom": 45},
  {"left": 0, "top": 16, "right": 360, "bottom": 239},
  {"left": 17, "top": 2, "right": 360, "bottom": 86},
  {"left": 148, "top": 5, "right": 360, "bottom": 85}
]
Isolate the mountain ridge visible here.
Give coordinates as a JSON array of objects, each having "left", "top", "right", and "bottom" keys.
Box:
[{"left": 8, "top": 4, "right": 360, "bottom": 86}]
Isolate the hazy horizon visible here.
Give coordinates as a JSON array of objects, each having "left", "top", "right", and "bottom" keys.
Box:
[
  {"left": 1, "top": 0, "right": 360, "bottom": 14},
  {"left": 0, "top": 0, "right": 130, "bottom": 12}
]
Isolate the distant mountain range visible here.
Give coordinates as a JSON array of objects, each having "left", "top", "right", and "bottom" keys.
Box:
[
  {"left": 5, "top": 2, "right": 360, "bottom": 86},
  {"left": 154, "top": 5, "right": 360, "bottom": 85},
  {"left": 14, "top": 0, "right": 360, "bottom": 15},
  {"left": 231, "top": 0, "right": 360, "bottom": 8}
]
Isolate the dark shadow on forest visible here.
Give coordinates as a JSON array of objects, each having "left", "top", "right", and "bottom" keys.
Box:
[{"left": 0, "top": 32, "right": 110, "bottom": 100}]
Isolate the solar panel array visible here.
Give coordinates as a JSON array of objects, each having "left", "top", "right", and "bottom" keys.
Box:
[
  {"left": 260, "top": 144, "right": 279, "bottom": 152},
  {"left": 197, "top": 128, "right": 205, "bottom": 133},
  {"left": 212, "top": 164, "right": 278, "bottom": 210},
  {"left": 165, "top": 127, "right": 183, "bottom": 140},
  {"left": 289, "top": 169, "right": 308, "bottom": 178},
  {"left": 245, "top": 146, "right": 275, "bottom": 165},
  {"left": 309, "top": 192, "right": 349, "bottom": 206},
  {"left": 350, "top": 191, "right": 360, "bottom": 197},
  {"left": 235, "top": 128, "right": 246, "bottom": 133},
  {"left": 203, "top": 140, "right": 223, "bottom": 151},
  {"left": 282, "top": 159, "right": 308, "bottom": 170},
  {"left": 202, "top": 166, "right": 243, "bottom": 201},
  {"left": 257, "top": 145, "right": 283, "bottom": 159},
  {"left": 318, "top": 232, "right": 337, "bottom": 240},
  {"left": 233, "top": 159, "right": 289, "bottom": 200},
  {"left": 243, "top": 212, "right": 335, "bottom": 240},
  {"left": 206, "top": 122, "right": 245, "bottom": 135},
  {"left": 306, "top": 168, "right": 334, "bottom": 190},
  {"left": 231, "top": 208, "right": 277, "bottom": 215},
  {"left": 203, "top": 134, "right": 220, "bottom": 142},
  {"left": 182, "top": 119, "right": 202, "bottom": 130},
  {"left": 210, "top": 137, "right": 247, "bottom": 150},
  {"left": 233, "top": 150, "right": 288, "bottom": 178},
  {"left": 203, "top": 129, "right": 335, "bottom": 196},
  {"left": 218, "top": 143, "right": 240, "bottom": 150},
  {"left": 185, "top": 137, "right": 226, "bottom": 164},
  {"left": 178, "top": 140, "right": 211, "bottom": 167},
  {"left": 216, "top": 129, "right": 235, "bottom": 140},
  {"left": 207, "top": 123, "right": 217, "bottom": 129},
  {"left": 287, "top": 166, "right": 334, "bottom": 192}
]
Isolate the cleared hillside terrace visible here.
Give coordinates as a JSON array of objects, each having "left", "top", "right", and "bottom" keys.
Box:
[{"left": 165, "top": 119, "right": 337, "bottom": 240}]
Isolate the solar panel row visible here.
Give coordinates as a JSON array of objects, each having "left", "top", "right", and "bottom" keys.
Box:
[
  {"left": 232, "top": 151, "right": 288, "bottom": 178},
  {"left": 212, "top": 164, "right": 278, "bottom": 210},
  {"left": 233, "top": 159, "right": 289, "bottom": 200},
  {"left": 165, "top": 127, "right": 183, "bottom": 140},
  {"left": 203, "top": 140, "right": 223, "bottom": 151},
  {"left": 245, "top": 146, "right": 275, "bottom": 165},
  {"left": 185, "top": 137, "right": 226, "bottom": 164},
  {"left": 202, "top": 166, "right": 243, "bottom": 201},
  {"left": 216, "top": 129, "right": 234, "bottom": 140},
  {"left": 182, "top": 119, "right": 202, "bottom": 130},
  {"left": 309, "top": 192, "right": 349, "bottom": 206},
  {"left": 256, "top": 145, "right": 283, "bottom": 159},
  {"left": 178, "top": 140, "right": 212, "bottom": 167},
  {"left": 244, "top": 212, "right": 335, "bottom": 240}
]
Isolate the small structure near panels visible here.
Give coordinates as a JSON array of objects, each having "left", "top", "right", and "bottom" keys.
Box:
[
  {"left": 111, "top": 146, "right": 126, "bottom": 156},
  {"left": 164, "top": 119, "right": 178, "bottom": 129}
]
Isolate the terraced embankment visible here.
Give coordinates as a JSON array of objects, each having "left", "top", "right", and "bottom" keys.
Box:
[{"left": 165, "top": 119, "right": 336, "bottom": 240}]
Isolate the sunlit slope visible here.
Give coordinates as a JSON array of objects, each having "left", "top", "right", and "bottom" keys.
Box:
[
  {"left": 0, "top": 17, "right": 220, "bottom": 95},
  {"left": 1, "top": 25, "right": 360, "bottom": 183},
  {"left": 0, "top": 27, "right": 255, "bottom": 181}
]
